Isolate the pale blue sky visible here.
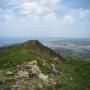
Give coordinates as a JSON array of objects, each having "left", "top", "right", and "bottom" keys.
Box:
[{"left": 0, "top": 0, "right": 90, "bottom": 38}]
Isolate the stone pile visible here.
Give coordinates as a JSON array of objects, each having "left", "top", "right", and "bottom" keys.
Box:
[{"left": 17, "top": 60, "right": 49, "bottom": 83}]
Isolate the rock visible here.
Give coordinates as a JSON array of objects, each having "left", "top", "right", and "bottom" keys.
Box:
[
  {"left": 49, "top": 79, "right": 56, "bottom": 90},
  {"left": 42, "top": 61, "right": 48, "bottom": 66},
  {"left": 38, "top": 73, "right": 48, "bottom": 83},
  {"left": 18, "top": 71, "right": 29, "bottom": 80},
  {"left": 49, "top": 79, "right": 56, "bottom": 85},
  {"left": 16, "top": 64, "right": 20, "bottom": 70},
  {"left": 30, "top": 65, "right": 41, "bottom": 77},
  {"left": 38, "top": 82, "right": 43, "bottom": 89},
  {"left": 49, "top": 63, "right": 57, "bottom": 76},
  {"left": 28, "top": 60, "right": 37, "bottom": 66},
  {"left": 6, "top": 71, "right": 13, "bottom": 75},
  {"left": 52, "top": 57, "right": 61, "bottom": 64},
  {"left": 12, "top": 85, "right": 18, "bottom": 90}
]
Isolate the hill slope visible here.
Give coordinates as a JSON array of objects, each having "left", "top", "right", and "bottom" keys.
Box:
[
  {"left": 0, "top": 40, "right": 90, "bottom": 90},
  {"left": 0, "top": 40, "right": 62, "bottom": 69},
  {"left": 22, "top": 40, "right": 63, "bottom": 63}
]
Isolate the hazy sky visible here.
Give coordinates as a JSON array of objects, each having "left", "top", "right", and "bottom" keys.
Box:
[{"left": 0, "top": 0, "right": 90, "bottom": 38}]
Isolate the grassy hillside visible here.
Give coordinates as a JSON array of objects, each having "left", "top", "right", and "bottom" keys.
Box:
[
  {"left": 0, "top": 40, "right": 90, "bottom": 90},
  {"left": 56, "top": 60, "right": 90, "bottom": 90},
  {"left": 0, "top": 40, "right": 63, "bottom": 70}
]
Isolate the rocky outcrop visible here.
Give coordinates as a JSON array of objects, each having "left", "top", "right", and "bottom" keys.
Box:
[
  {"left": 17, "top": 60, "right": 57, "bottom": 86},
  {"left": 18, "top": 71, "right": 29, "bottom": 80},
  {"left": 38, "top": 73, "right": 48, "bottom": 83}
]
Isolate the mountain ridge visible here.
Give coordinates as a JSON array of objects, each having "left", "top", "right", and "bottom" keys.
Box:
[
  {"left": 21, "top": 40, "right": 63, "bottom": 63},
  {"left": 0, "top": 40, "right": 63, "bottom": 69}
]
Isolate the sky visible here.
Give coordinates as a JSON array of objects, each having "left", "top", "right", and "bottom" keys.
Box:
[{"left": 0, "top": 0, "right": 90, "bottom": 38}]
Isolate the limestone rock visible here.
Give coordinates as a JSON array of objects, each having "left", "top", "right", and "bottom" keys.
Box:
[
  {"left": 18, "top": 71, "right": 29, "bottom": 80},
  {"left": 6, "top": 71, "right": 13, "bottom": 75},
  {"left": 38, "top": 73, "right": 48, "bottom": 83}
]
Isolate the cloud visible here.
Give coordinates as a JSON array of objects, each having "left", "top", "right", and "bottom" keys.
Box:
[
  {"left": 0, "top": 8, "right": 3, "bottom": 15},
  {"left": 79, "top": 9, "right": 90, "bottom": 18},
  {"left": 51, "top": 0, "right": 60, "bottom": 5},
  {"left": 0, "top": 0, "right": 59, "bottom": 22},
  {"left": 64, "top": 15, "right": 74, "bottom": 24},
  {"left": 21, "top": 1, "right": 50, "bottom": 15},
  {"left": 36, "top": 0, "right": 60, "bottom": 8},
  {"left": 0, "top": 0, "right": 90, "bottom": 25},
  {"left": 4, "top": 14, "right": 15, "bottom": 21},
  {"left": 62, "top": 8, "right": 90, "bottom": 25},
  {"left": 19, "top": 0, "right": 60, "bottom": 22},
  {"left": 43, "top": 12, "right": 57, "bottom": 22},
  {"left": 0, "top": 9, "right": 16, "bottom": 22}
]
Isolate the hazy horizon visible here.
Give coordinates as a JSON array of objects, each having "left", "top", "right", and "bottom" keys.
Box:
[{"left": 0, "top": 37, "right": 90, "bottom": 47}]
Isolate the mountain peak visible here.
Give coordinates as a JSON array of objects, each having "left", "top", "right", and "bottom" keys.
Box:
[
  {"left": 23, "top": 40, "right": 41, "bottom": 45},
  {"left": 22, "top": 40, "right": 63, "bottom": 64}
]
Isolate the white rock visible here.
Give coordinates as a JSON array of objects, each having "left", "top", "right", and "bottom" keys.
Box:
[
  {"left": 30, "top": 65, "right": 41, "bottom": 75},
  {"left": 6, "top": 71, "right": 13, "bottom": 75},
  {"left": 28, "top": 60, "right": 37, "bottom": 66},
  {"left": 18, "top": 71, "right": 29, "bottom": 79},
  {"left": 38, "top": 73, "right": 48, "bottom": 83}
]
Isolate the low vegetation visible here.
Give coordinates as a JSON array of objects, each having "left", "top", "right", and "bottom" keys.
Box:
[{"left": 0, "top": 40, "right": 90, "bottom": 90}]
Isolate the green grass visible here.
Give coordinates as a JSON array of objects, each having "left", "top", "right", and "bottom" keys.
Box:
[
  {"left": 55, "top": 60, "right": 90, "bottom": 90},
  {"left": 0, "top": 40, "right": 90, "bottom": 90},
  {"left": 0, "top": 44, "right": 51, "bottom": 70}
]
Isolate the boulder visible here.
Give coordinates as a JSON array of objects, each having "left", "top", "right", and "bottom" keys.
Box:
[
  {"left": 30, "top": 65, "right": 41, "bottom": 77},
  {"left": 38, "top": 73, "right": 48, "bottom": 83},
  {"left": 18, "top": 71, "right": 29, "bottom": 80},
  {"left": 6, "top": 71, "right": 13, "bottom": 76},
  {"left": 49, "top": 64, "right": 57, "bottom": 76},
  {"left": 28, "top": 60, "right": 37, "bottom": 65}
]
